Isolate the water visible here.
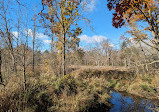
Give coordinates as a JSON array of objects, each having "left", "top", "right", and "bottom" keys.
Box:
[{"left": 109, "top": 92, "right": 159, "bottom": 112}]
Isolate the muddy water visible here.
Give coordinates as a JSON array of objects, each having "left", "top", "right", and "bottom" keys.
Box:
[{"left": 109, "top": 92, "right": 159, "bottom": 112}]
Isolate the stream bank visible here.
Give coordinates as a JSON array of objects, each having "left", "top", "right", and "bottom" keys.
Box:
[
  {"left": 0, "top": 66, "right": 159, "bottom": 112},
  {"left": 70, "top": 66, "right": 159, "bottom": 101}
]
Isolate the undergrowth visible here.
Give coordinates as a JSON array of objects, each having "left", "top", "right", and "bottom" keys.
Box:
[
  {"left": 1, "top": 68, "right": 159, "bottom": 112},
  {"left": 0, "top": 73, "right": 111, "bottom": 112}
]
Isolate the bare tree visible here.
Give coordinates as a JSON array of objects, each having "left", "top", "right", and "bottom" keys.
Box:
[
  {"left": 0, "top": 0, "right": 17, "bottom": 73},
  {"left": 32, "top": 15, "right": 37, "bottom": 73},
  {"left": 101, "top": 39, "right": 113, "bottom": 66},
  {"left": 0, "top": 48, "right": 2, "bottom": 83}
]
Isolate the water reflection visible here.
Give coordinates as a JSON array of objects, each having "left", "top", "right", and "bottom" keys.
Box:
[{"left": 110, "top": 92, "right": 158, "bottom": 112}]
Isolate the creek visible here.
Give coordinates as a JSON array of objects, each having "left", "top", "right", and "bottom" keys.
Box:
[{"left": 109, "top": 91, "right": 159, "bottom": 112}]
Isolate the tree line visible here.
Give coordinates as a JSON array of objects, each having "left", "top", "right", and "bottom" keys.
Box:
[{"left": 0, "top": 0, "right": 158, "bottom": 90}]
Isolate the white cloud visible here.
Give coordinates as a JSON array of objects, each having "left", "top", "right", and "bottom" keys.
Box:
[
  {"left": 79, "top": 35, "right": 107, "bottom": 43},
  {"left": 43, "top": 39, "right": 51, "bottom": 44},
  {"left": 28, "top": 29, "right": 33, "bottom": 37},
  {"left": 36, "top": 33, "right": 49, "bottom": 39},
  {"left": 109, "top": 43, "right": 115, "bottom": 48},
  {"left": 12, "top": 31, "right": 19, "bottom": 38},
  {"left": 82, "top": 0, "right": 97, "bottom": 12},
  {"left": 24, "top": 29, "right": 49, "bottom": 39}
]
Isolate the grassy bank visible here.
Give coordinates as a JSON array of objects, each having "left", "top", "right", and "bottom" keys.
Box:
[
  {"left": 1, "top": 66, "right": 159, "bottom": 112},
  {"left": 0, "top": 72, "right": 111, "bottom": 112},
  {"left": 72, "top": 66, "right": 159, "bottom": 100}
]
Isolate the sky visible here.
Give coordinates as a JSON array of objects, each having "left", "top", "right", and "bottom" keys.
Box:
[{"left": 9, "top": 0, "right": 128, "bottom": 51}]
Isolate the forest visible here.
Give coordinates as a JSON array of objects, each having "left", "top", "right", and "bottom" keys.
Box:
[{"left": 0, "top": 0, "right": 159, "bottom": 112}]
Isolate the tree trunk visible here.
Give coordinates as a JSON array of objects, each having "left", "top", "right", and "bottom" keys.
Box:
[
  {"left": 51, "top": 32, "right": 54, "bottom": 52},
  {"left": 32, "top": 19, "right": 36, "bottom": 73},
  {"left": 13, "top": 55, "right": 17, "bottom": 73},
  {"left": 0, "top": 48, "right": 2, "bottom": 82},
  {"left": 9, "top": 50, "right": 17, "bottom": 73},
  {"left": 63, "top": 33, "right": 66, "bottom": 76},
  {"left": 124, "top": 58, "right": 127, "bottom": 67},
  {"left": 5, "top": 15, "right": 17, "bottom": 73},
  {"left": 23, "top": 45, "right": 26, "bottom": 91}
]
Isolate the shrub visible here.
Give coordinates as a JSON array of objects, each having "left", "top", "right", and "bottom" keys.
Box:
[
  {"left": 140, "top": 84, "right": 156, "bottom": 93},
  {"left": 24, "top": 84, "right": 53, "bottom": 112},
  {"left": 54, "top": 74, "right": 78, "bottom": 96}
]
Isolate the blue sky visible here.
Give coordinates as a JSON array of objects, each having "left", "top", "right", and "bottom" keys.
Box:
[
  {"left": 78, "top": 0, "right": 128, "bottom": 49},
  {"left": 10, "top": 0, "right": 128, "bottom": 51}
]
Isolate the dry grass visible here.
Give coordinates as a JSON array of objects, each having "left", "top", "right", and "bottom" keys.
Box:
[
  {"left": 70, "top": 66, "right": 159, "bottom": 100},
  {"left": 69, "top": 65, "right": 128, "bottom": 76},
  {"left": 1, "top": 66, "right": 159, "bottom": 112},
  {"left": 0, "top": 70, "right": 112, "bottom": 112}
]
